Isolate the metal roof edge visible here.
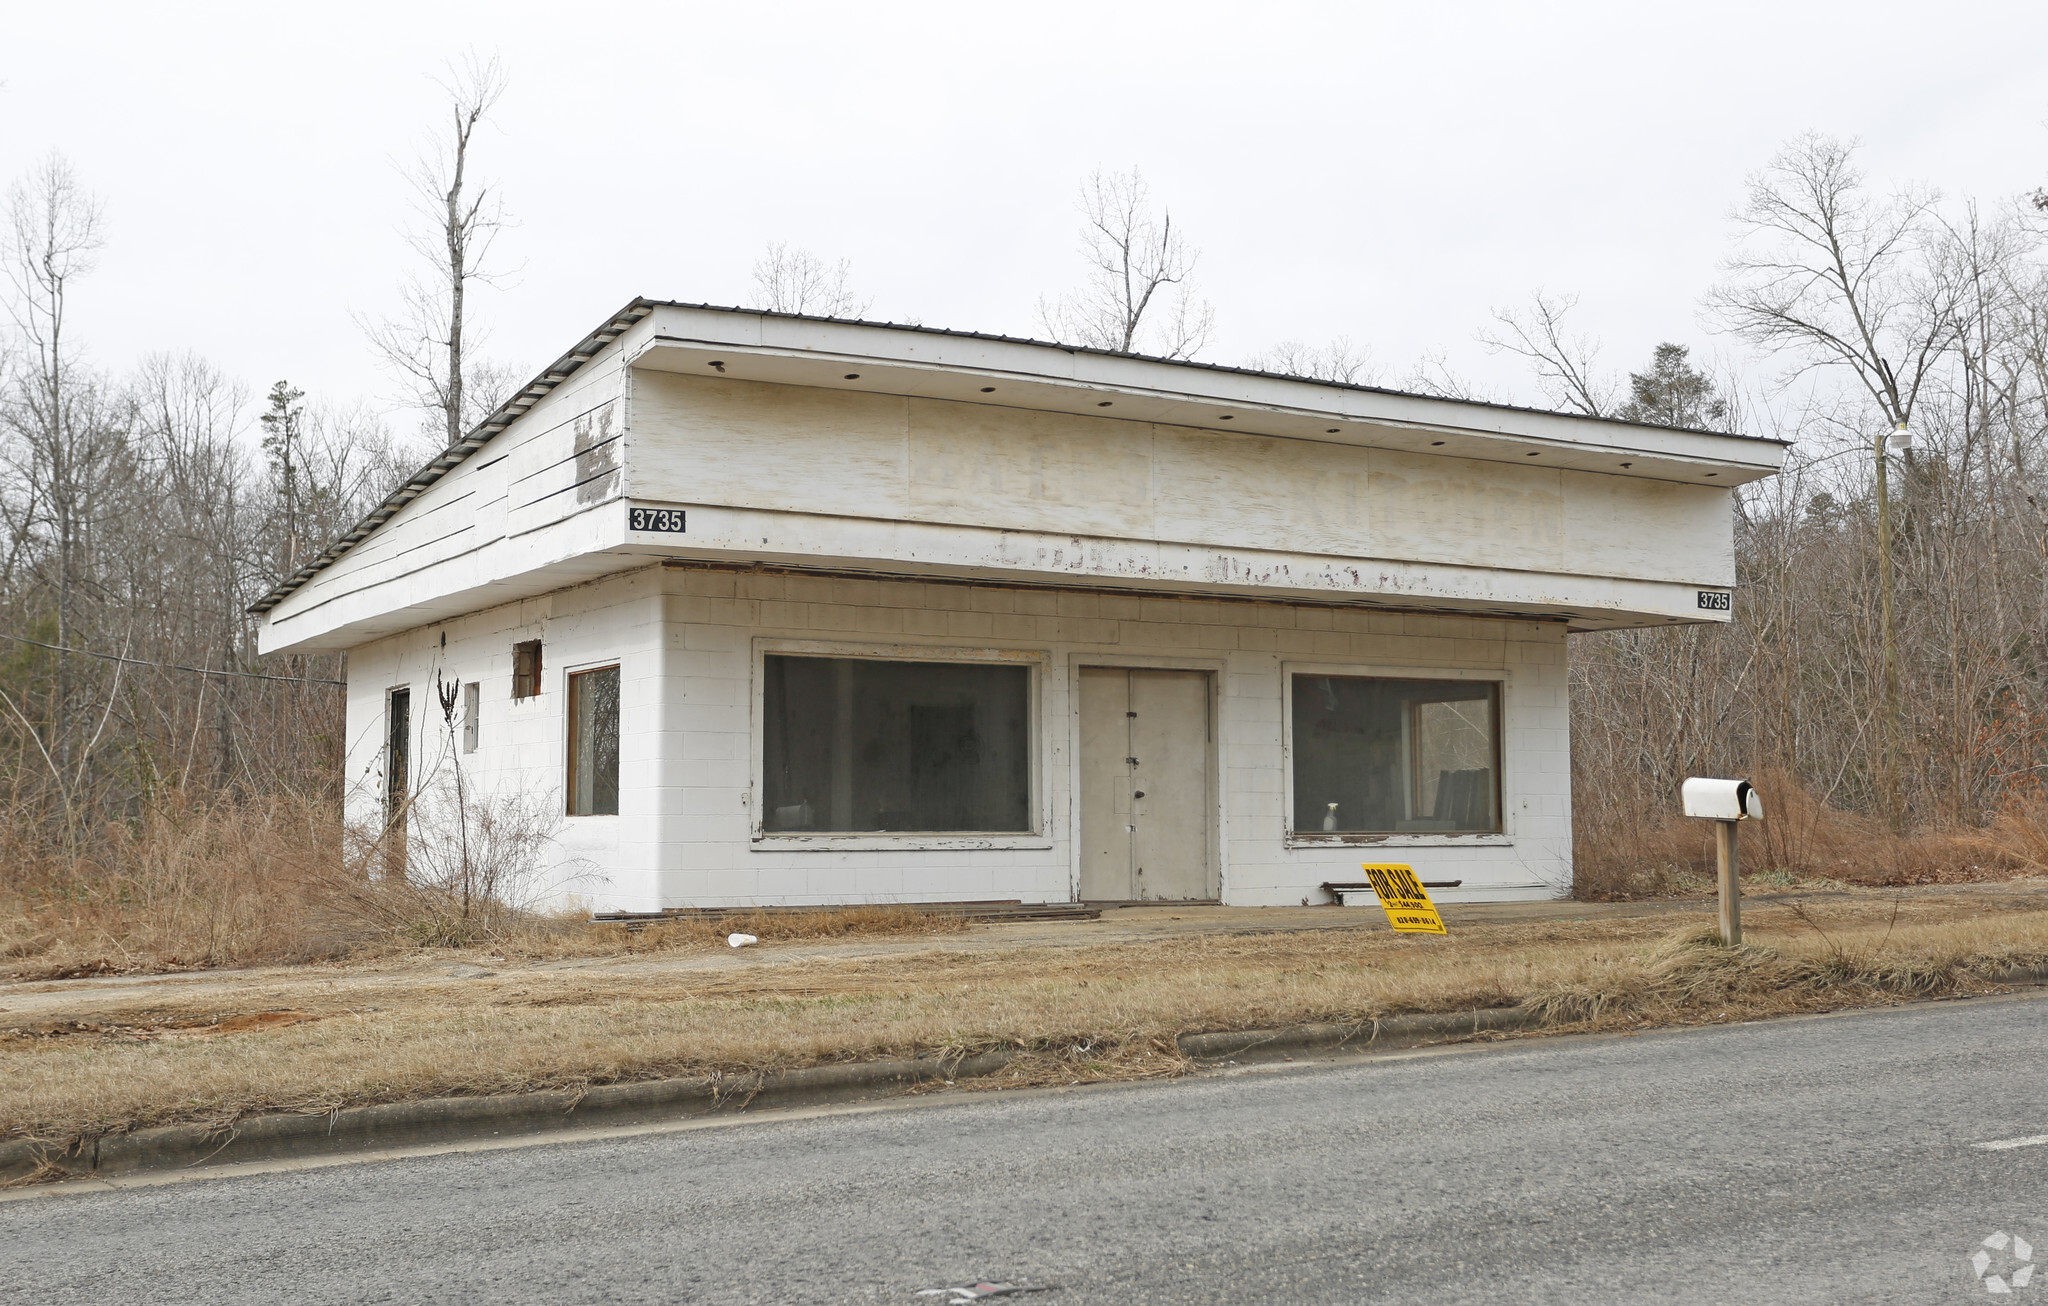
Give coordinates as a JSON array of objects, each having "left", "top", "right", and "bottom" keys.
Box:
[
  {"left": 247, "top": 299, "right": 656, "bottom": 616},
  {"left": 641, "top": 299, "right": 1788, "bottom": 449}
]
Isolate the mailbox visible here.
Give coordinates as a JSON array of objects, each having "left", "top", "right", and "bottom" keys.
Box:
[
  {"left": 1682, "top": 777, "right": 1763, "bottom": 822},
  {"left": 1684, "top": 778, "right": 1760, "bottom": 946}
]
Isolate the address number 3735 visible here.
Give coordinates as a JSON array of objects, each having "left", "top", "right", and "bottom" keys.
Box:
[{"left": 629, "top": 507, "right": 687, "bottom": 533}]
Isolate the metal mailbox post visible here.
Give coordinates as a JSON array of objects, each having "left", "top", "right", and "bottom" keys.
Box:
[{"left": 1681, "top": 778, "right": 1764, "bottom": 944}]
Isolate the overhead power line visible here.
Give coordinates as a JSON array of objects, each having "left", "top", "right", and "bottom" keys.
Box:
[{"left": 0, "top": 633, "right": 346, "bottom": 686}]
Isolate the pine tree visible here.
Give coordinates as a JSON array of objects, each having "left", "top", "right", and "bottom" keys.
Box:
[
  {"left": 1615, "top": 343, "right": 1727, "bottom": 430},
  {"left": 258, "top": 380, "right": 307, "bottom": 572}
]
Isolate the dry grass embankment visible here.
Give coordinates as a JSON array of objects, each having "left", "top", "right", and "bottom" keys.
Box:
[
  {"left": 7, "top": 894, "right": 2048, "bottom": 1161},
  {"left": 0, "top": 793, "right": 964, "bottom": 982},
  {"left": 12, "top": 780, "right": 2048, "bottom": 973},
  {"left": 1573, "top": 771, "right": 2048, "bottom": 900}
]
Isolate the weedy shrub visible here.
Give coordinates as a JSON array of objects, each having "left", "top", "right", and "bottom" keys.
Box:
[
  {"left": 1573, "top": 769, "right": 2031, "bottom": 900},
  {"left": 0, "top": 780, "right": 960, "bottom": 977},
  {"left": 0, "top": 777, "right": 572, "bottom": 975}
]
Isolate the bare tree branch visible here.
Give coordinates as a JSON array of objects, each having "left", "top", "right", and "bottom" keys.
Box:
[
  {"left": 1480, "top": 291, "right": 1611, "bottom": 416},
  {"left": 1039, "top": 167, "right": 1214, "bottom": 359},
  {"left": 749, "top": 242, "right": 873, "bottom": 317},
  {"left": 364, "top": 53, "right": 516, "bottom": 449},
  {"left": 1706, "top": 132, "right": 1947, "bottom": 428},
  {"left": 1244, "top": 338, "right": 1378, "bottom": 385}
]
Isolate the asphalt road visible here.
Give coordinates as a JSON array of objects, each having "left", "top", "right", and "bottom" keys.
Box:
[{"left": 9, "top": 995, "right": 2048, "bottom": 1305}]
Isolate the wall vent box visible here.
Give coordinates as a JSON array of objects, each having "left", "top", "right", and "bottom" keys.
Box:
[{"left": 1682, "top": 777, "right": 1762, "bottom": 821}]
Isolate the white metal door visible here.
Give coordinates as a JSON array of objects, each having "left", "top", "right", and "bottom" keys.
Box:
[
  {"left": 1078, "top": 668, "right": 1213, "bottom": 901},
  {"left": 1078, "top": 669, "right": 1130, "bottom": 902}
]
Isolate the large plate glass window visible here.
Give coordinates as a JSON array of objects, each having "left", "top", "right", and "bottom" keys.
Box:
[
  {"left": 1291, "top": 675, "right": 1499, "bottom": 833},
  {"left": 762, "top": 655, "right": 1031, "bottom": 833},
  {"left": 567, "top": 666, "right": 620, "bottom": 816}
]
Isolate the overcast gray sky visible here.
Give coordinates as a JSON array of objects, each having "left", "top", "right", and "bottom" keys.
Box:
[{"left": 4, "top": 0, "right": 2046, "bottom": 430}]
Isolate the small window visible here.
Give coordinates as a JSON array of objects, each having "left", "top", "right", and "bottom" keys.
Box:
[
  {"left": 512, "top": 640, "right": 543, "bottom": 700},
  {"left": 462, "top": 681, "right": 480, "bottom": 753},
  {"left": 762, "top": 655, "right": 1031, "bottom": 833},
  {"left": 385, "top": 686, "right": 412, "bottom": 827},
  {"left": 384, "top": 686, "right": 412, "bottom": 877},
  {"left": 1291, "top": 675, "right": 1499, "bottom": 833},
  {"left": 568, "top": 665, "right": 620, "bottom": 816}
]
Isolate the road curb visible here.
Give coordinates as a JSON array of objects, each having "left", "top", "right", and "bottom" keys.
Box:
[
  {"left": 0, "top": 1049, "right": 1018, "bottom": 1185},
  {"left": 1984, "top": 965, "right": 2048, "bottom": 985},
  {"left": 13, "top": 967, "right": 2047, "bottom": 1186},
  {"left": 1176, "top": 1006, "right": 1535, "bottom": 1062},
  {"left": 1, "top": 1004, "right": 1533, "bottom": 1185}
]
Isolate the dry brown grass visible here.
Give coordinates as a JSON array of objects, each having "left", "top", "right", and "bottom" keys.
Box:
[
  {"left": 0, "top": 793, "right": 963, "bottom": 981},
  {"left": 10, "top": 777, "right": 2039, "bottom": 977},
  {"left": 496, "top": 908, "right": 970, "bottom": 960},
  {"left": 0, "top": 793, "right": 365, "bottom": 978},
  {"left": 6, "top": 894, "right": 2046, "bottom": 1156},
  {"left": 1573, "top": 770, "right": 2034, "bottom": 900}
]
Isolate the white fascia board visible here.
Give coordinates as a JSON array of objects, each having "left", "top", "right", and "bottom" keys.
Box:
[
  {"left": 636, "top": 305, "right": 1786, "bottom": 488},
  {"left": 651, "top": 502, "right": 1731, "bottom": 630},
  {"left": 255, "top": 506, "right": 637, "bottom": 654},
  {"left": 257, "top": 494, "right": 1733, "bottom": 653},
  {"left": 266, "top": 496, "right": 1740, "bottom": 656}
]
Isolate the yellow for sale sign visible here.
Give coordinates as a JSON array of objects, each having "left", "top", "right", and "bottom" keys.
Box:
[{"left": 1362, "top": 863, "right": 1447, "bottom": 935}]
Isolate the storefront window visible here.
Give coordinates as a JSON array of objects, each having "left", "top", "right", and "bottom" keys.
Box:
[
  {"left": 762, "top": 655, "right": 1031, "bottom": 833},
  {"left": 1291, "top": 675, "right": 1499, "bottom": 833}
]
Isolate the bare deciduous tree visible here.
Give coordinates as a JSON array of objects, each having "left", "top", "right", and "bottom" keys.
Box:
[
  {"left": 1040, "top": 167, "right": 1214, "bottom": 359},
  {"left": 1396, "top": 349, "right": 1496, "bottom": 403},
  {"left": 366, "top": 54, "right": 516, "bottom": 449},
  {"left": 2, "top": 153, "right": 127, "bottom": 778},
  {"left": 1709, "top": 132, "right": 1955, "bottom": 830},
  {"left": 1710, "top": 134, "right": 1946, "bottom": 428},
  {"left": 130, "top": 352, "right": 249, "bottom": 786},
  {"left": 749, "top": 242, "right": 873, "bottom": 317},
  {"left": 1245, "top": 338, "right": 1377, "bottom": 385},
  {"left": 1480, "top": 291, "right": 1611, "bottom": 416}
]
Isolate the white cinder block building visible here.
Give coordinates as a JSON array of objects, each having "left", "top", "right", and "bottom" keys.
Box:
[{"left": 252, "top": 302, "right": 1784, "bottom": 912}]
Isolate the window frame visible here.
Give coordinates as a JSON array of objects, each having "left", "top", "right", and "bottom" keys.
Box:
[
  {"left": 749, "top": 638, "right": 1051, "bottom": 851},
  {"left": 385, "top": 684, "right": 413, "bottom": 831},
  {"left": 512, "top": 639, "right": 543, "bottom": 702},
  {"left": 383, "top": 684, "right": 413, "bottom": 878},
  {"left": 462, "top": 681, "right": 481, "bottom": 754},
  {"left": 1281, "top": 661, "right": 1515, "bottom": 847},
  {"left": 565, "top": 661, "right": 622, "bottom": 818}
]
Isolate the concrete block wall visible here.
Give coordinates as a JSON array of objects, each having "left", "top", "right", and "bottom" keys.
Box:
[
  {"left": 342, "top": 569, "right": 666, "bottom": 910},
  {"left": 346, "top": 564, "right": 1572, "bottom": 912}
]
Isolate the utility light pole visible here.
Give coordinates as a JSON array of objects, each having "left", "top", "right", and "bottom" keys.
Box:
[{"left": 1877, "top": 422, "right": 1910, "bottom": 833}]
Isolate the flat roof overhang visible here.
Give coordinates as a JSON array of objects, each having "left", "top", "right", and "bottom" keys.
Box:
[
  {"left": 633, "top": 304, "right": 1786, "bottom": 488},
  {"left": 252, "top": 299, "right": 1785, "bottom": 636},
  {"left": 256, "top": 499, "right": 1739, "bottom": 656}
]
